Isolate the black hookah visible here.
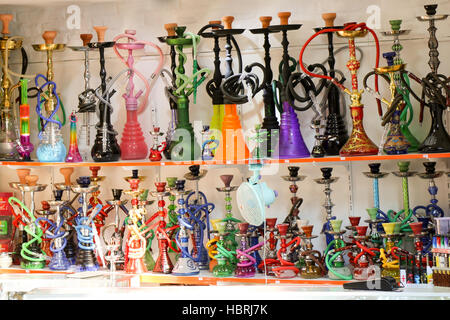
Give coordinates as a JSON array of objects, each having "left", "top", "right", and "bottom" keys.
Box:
[
  {"left": 158, "top": 23, "right": 178, "bottom": 160},
  {"left": 312, "top": 13, "right": 348, "bottom": 155},
  {"left": 400, "top": 4, "right": 450, "bottom": 153},
  {"left": 89, "top": 26, "right": 120, "bottom": 162}
]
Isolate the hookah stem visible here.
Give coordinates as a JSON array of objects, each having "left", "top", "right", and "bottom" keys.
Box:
[
  {"left": 373, "top": 177, "right": 380, "bottom": 209},
  {"left": 299, "top": 23, "right": 381, "bottom": 115}
]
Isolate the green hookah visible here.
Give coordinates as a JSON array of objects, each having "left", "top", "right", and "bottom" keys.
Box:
[
  {"left": 381, "top": 20, "right": 419, "bottom": 151},
  {"left": 166, "top": 177, "right": 180, "bottom": 258},
  {"left": 324, "top": 219, "right": 353, "bottom": 280},
  {"left": 212, "top": 220, "right": 236, "bottom": 277},
  {"left": 138, "top": 189, "right": 156, "bottom": 270},
  {"left": 165, "top": 26, "right": 211, "bottom": 161}
]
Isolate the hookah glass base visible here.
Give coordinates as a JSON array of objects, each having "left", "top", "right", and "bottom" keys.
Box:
[
  {"left": 49, "top": 251, "right": 71, "bottom": 270},
  {"left": 76, "top": 248, "right": 99, "bottom": 271},
  {"left": 353, "top": 265, "right": 379, "bottom": 280},
  {"left": 20, "top": 259, "right": 45, "bottom": 270},
  {"left": 120, "top": 111, "right": 148, "bottom": 160},
  {"left": 418, "top": 103, "right": 450, "bottom": 153},
  {"left": 328, "top": 266, "right": 352, "bottom": 280},
  {"left": 278, "top": 102, "right": 310, "bottom": 159}
]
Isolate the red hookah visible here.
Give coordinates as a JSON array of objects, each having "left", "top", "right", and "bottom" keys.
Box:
[
  {"left": 258, "top": 218, "right": 280, "bottom": 275},
  {"left": 113, "top": 30, "right": 164, "bottom": 160},
  {"left": 272, "top": 223, "right": 301, "bottom": 278},
  {"left": 348, "top": 225, "right": 380, "bottom": 280},
  {"left": 149, "top": 127, "right": 167, "bottom": 162}
]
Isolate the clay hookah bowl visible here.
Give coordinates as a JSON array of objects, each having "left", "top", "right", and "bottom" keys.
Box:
[
  {"left": 9, "top": 168, "right": 31, "bottom": 190},
  {"left": 54, "top": 167, "right": 75, "bottom": 191},
  {"left": 15, "top": 174, "right": 47, "bottom": 193},
  {"left": 345, "top": 216, "right": 361, "bottom": 233},
  {"left": 68, "top": 33, "right": 96, "bottom": 52},
  {"left": 216, "top": 174, "right": 238, "bottom": 192},
  {"left": 0, "top": 14, "right": 22, "bottom": 49}
]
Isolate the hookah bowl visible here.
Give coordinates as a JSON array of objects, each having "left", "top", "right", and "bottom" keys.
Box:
[
  {"left": 184, "top": 165, "right": 214, "bottom": 270},
  {"left": 269, "top": 12, "right": 310, "bottom": 159},
  {"left": 313, "top": 13, "right": 348, "bottom": 156},
  {"left": 314, "top": 167, "right": 338, "bottom": 245},
  {"left": 89, "top": 26, "right": 121, "bottom": 162},
  {"left": 68, "top": 33, "right": 97, "bottom": 162},
  {"left": 71, "top": 176, "right": 101, "bottom": 271},
  {"left": 149, "top": 127, "right": 166, "bottom": 162},
  {"left": 414, "top": 4, "right": 450, "bottom": 153},
  {"left": 213, "top": 16, "right": 250, "bottom": 162},
  {"left": 32, "top": 31, "right": 67, "bottom": 162},
  {"left": 381, "top": 20, "right": 420, "bottom": 152},
  {"left": 0, "top": 14, "right": 23, "bottom": 160},
  {"left": 299, "top": 225, "right": 326, "bottom": 279},
  {"left": 172, "top": 179, "right": 200, "bottom": 276},
  {"left": 335, "top": 27, "right": 378, "bottom": 156}
]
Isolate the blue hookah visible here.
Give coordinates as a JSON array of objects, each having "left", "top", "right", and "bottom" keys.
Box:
[
  {"left": 413, "top": 162, "right": 444, "bottom": 254},
  {"left": 172, "top": 179, "right": 200, "bottom": 275},
  {"left": 248, "top": 224, "right": 263, "bottom": 270},
  {"left": 184, "top": 165, "right": 215, "bottom": 270},
  {"left": 35, "top": 189, "right": 70, "bottom": 270}
]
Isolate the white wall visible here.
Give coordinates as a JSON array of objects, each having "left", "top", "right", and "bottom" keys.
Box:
[{"left": 1, "top": 0, "right": 449, "bottom": 253}]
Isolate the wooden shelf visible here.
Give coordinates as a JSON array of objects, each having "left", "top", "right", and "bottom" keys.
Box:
[{"left": 1, "top": 153, "right": 450, "bottom": 167}]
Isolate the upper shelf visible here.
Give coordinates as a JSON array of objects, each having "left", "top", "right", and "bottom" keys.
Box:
[{"left": 1, "top": 152, "right": 450, "bottom": 167}]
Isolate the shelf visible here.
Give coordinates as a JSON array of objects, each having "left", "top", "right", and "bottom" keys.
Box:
[{"left": 1, "top": 153, "right": 450, "bottom": 167}]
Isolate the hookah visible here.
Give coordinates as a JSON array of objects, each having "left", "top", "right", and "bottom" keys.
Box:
[
  {"left": 149, "top": 180, "right": 180, "bottom": 274},
  {"left": 348, "top": 224, "right": 380, "bottom": 280},
  {"left": 363, "top": 51, "right": 410, "bottom": 154},
  {"left": 35, "top": 189, "right": 71, "bottom": 270},
  {"left": 213, "top": 16, "right": 251, "bottom": 162},
  {"left": 32, "top": 31, "right": 67, "bottom": 162},
  {"left": 298, "top": 224, "right": 327, "bottom": 279},
  {"left": 135, "top": 188, "right": 156, "bottom": 270},
  {"left": 89, "top": 26, "right": 121, "bottom": 162},
  {"left": 272, "top": 223, "right": 301, "bottom": 278},
  {"left": 184, "top": 165, "right": 215, "bottom": 270},
  {"left": 71, "top": 175, "right": 103, "bottom": 271},
  {"left": 408, "top": 221, "right": 429, "bottom": 283},
  {"left": 400, "top": 4, "right": 450, "bottom": 153},
  {"left": 157, "top": 23, "right": 178, "bottom": 160},
  {"left": 171, "top": 179, "right": 200, "bottom": 276},
  {"left": 208, "top": 220, "right": 236, "bottom": 277},
  {"left": 281, "top": 166, "right": 306, "bottom": 234},
  {"left": 161, "top": 25, "right": 210, "bottom": 161},
  {"left": 68, "top": 33, "right": 98, "bottom": 161},
  {"left": 149, "top": 126, "right": 166, "bottom": 162},
  {"left": 311, "top": 13, "right": 349, "bottom": 155},
  {"left": 324, "top": 219, "right": 353, "bottom": 280},
  {"left": 16, "top": 79, "right": 34, "bottom": 160},
  {"left": 270, "top": 12, "right": 319, "bottom": 159},
  {"left": 65, "top": 112, "right": 83, "bottom": 162},
  {"left": 54, "top": 167, "right": 78, "bottom": 264},
  {"left": 300, "top": 22, "right": 382, "bottom": 157},
  {"left": 102, "top": 189, "right": 128, "bottom": 270},
  {"left": 381, "top": 20, "right": 420, "bottom": 151},
  {"left": 314, "top": 167, "right": 338, "bottom": 245},
  {"left": 215, "top": 174, "right": 240, "bottom": 259},
  {"left": 379, "top": 222, "right": 402, "bottom": 282},
  {"left": 258, "top": 218, "right": 280, "bottom": 275},
  {"left": 165, "top": 177, "right": 180, "bottom": 262},
  {"left": 0, "top": 14, "right": 28, "bottom": 160},
  {"left": 113, "top": 29, "right": 164, "bottom": 160},
  {"left": 123, "top": 170, "right": 151, "bottom": 273},
  {"left": 235, "top": 222, "right": 264, "bottom": 278},
  {"left": 8, "top": 173, "right": 47, "bottom": 269}
]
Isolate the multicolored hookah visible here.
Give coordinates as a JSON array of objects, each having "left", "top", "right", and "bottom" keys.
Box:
[
  {"left": 270, "top": 12, "right": 311, "bottom": 159},
  {"left": 71, "top": 176, "right": 103, "bottom": 271},
  {"left": 272, "top": 223, "right": 301, "bottom": 278},
  {"left": 123, "top": 170, "right": 150, "bottom": 273},
  {"left": 165, "top": 177, "right": 180, "bottom": 262},
  {"left": 324, "top": 219, "right": 352, "bottom": 280},
  {"left": 401, "top": 4, "right": 450, "bottom": 153},
  {"left": 298, "top": 224, "right": 326, "bottom": 279},
  {"left": 208, "top": 220, "right": 236, "bottom": 277},
  {"left": 17, "top": 79, "right": 34, "bottom": 160},
  {"left": 33, "top": 31, "right": 67, "bottom": 162},
  {"left": 348, "top": 223, "right": 380, "bottom": 280},
  {"left": 408, "top": 221, "right": 430, "bottom": 283},
  {"left": 235, "top": 222, "right": 263, "bottom": 278},
  {"left": 379, "top": 221, "right": 402, "bottom": 282},
  {"left": 184, "top": 165, "right": 215, "bottom": 270},
  {"left": 213, "top": 16, "right": 251, "bottom": 162},
  {"left": 8, "top": 171, "right": 47, "bottom": 269},
  {"left": 0, "top": 14, "right": 28, "bottom": 160},
  {"left": 102, "top": 189, "right": 128, "bottom": 270},
  {"left": 258, "top": 218, "right": 279, "bottom": 275},
  {"left": 149, "top": 180, "right": 180, "bottom": 274},
  {"left": 172, "top": 179, "right": 200, "bottom": 276},
  {"left": 158, "top": 23, "right": 179, "bottom": 161},
  {"left": 149, "top": 127, "right": 166, "bottom": 162},
  {"left": 90, "top": 26, "right": 121, "bottom": 162},
  {"left": 161, "top": 25, "right": 210, "bottom": 161},
  {"left": 35, "top": 189, "right": 71, "bottom": 270},
  {"left": 363, "top": 51, "right": 410, "bottom": 154},
  {"left": 113, "top": 29, "right": 164, "bottom": 160},
  {"left": 314, "top": 167, "right": 338, "bottom": 245},
  {"left": 68, "top": 33, "right": 98, "bottom": 162},
  {"left": 312, "top": 13, "right": 349, "bottom": 155},
  {"left": 300, "top": 22, "right": 381, "bottom": 157},
  {"left": 381, "top": 20, "right": 420, "bottom": 152},
  {"left": 87, "top": 166, "right": 112, "bottom": 240},
  {"left": 65, "top": 112, "right": 83, "bottom": 162}
]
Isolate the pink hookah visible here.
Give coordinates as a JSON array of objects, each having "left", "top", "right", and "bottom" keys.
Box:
[{"left": 113, "top": 30, "right": 164, "bottom": 160}]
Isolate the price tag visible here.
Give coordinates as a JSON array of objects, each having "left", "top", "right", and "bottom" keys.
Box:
[
  {"left": 340, "top": 157, "right": 346, "bottom": 161},
  {"left": 284, "top": 160, "right": 290, "bottom": 163},
  {"left": 160, "top": 162, "right": 165, "bottom": 166},
  {"left": 422, "top": 154, "right": 429, "bottom": 159}
]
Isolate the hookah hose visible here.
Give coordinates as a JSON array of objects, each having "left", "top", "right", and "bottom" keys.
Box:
[
  {"left": 174, "top": 31, "right": 211, "bottom": 103},
  {"left": 35, "top": 214, "right": 68, "bottom": 256},
  {"left": 236, "top": 242, "right": 264, "bottom": 268},
  {"left": 324, "top": 239, "right": 353, "bottom": 280},
  {"left": 8, "top": 197, "right": 46, "bottom": 263},
  {"left": 143, "top": 209, "right": 180, "bottom": 253},
  {"left": 175, "top": 213, "right": 197, "bottom": 260},
  {"left": 299, "top": 22, "right": 382, "bottom": 116},
  {"left": 352, "top": 240, "right": 380, "bottom": 265},
  {"left": 300, "top": 250, "right": 327, "bottom": 275},
  {"left": 186, "top": 191, "right": 215, "bottom": 254},
  {"left": 272, "top": 237, "right": 301, "bottom": 275},
  {"left": 113, "top": 32, "right": 164, "bottom": 115},
  {"left": 74, "top": 204, "right": 102, "bottom": 251},
  {"left": 379, "top": 246, "right": 400, "bottom": 269}
]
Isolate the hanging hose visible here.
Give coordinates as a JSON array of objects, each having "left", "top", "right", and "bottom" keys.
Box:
[
  {"left": 272, "top": 237, "right": 301, "bottom": 276},
  {"left": 35, "top": 214, "right": 68, "bottom": 256},
  {"left": 236, "top": 242, "right": 264, "bottom": 268},
  {"left": 74, "top": 204, "right": 102, "bottom": 251}
]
